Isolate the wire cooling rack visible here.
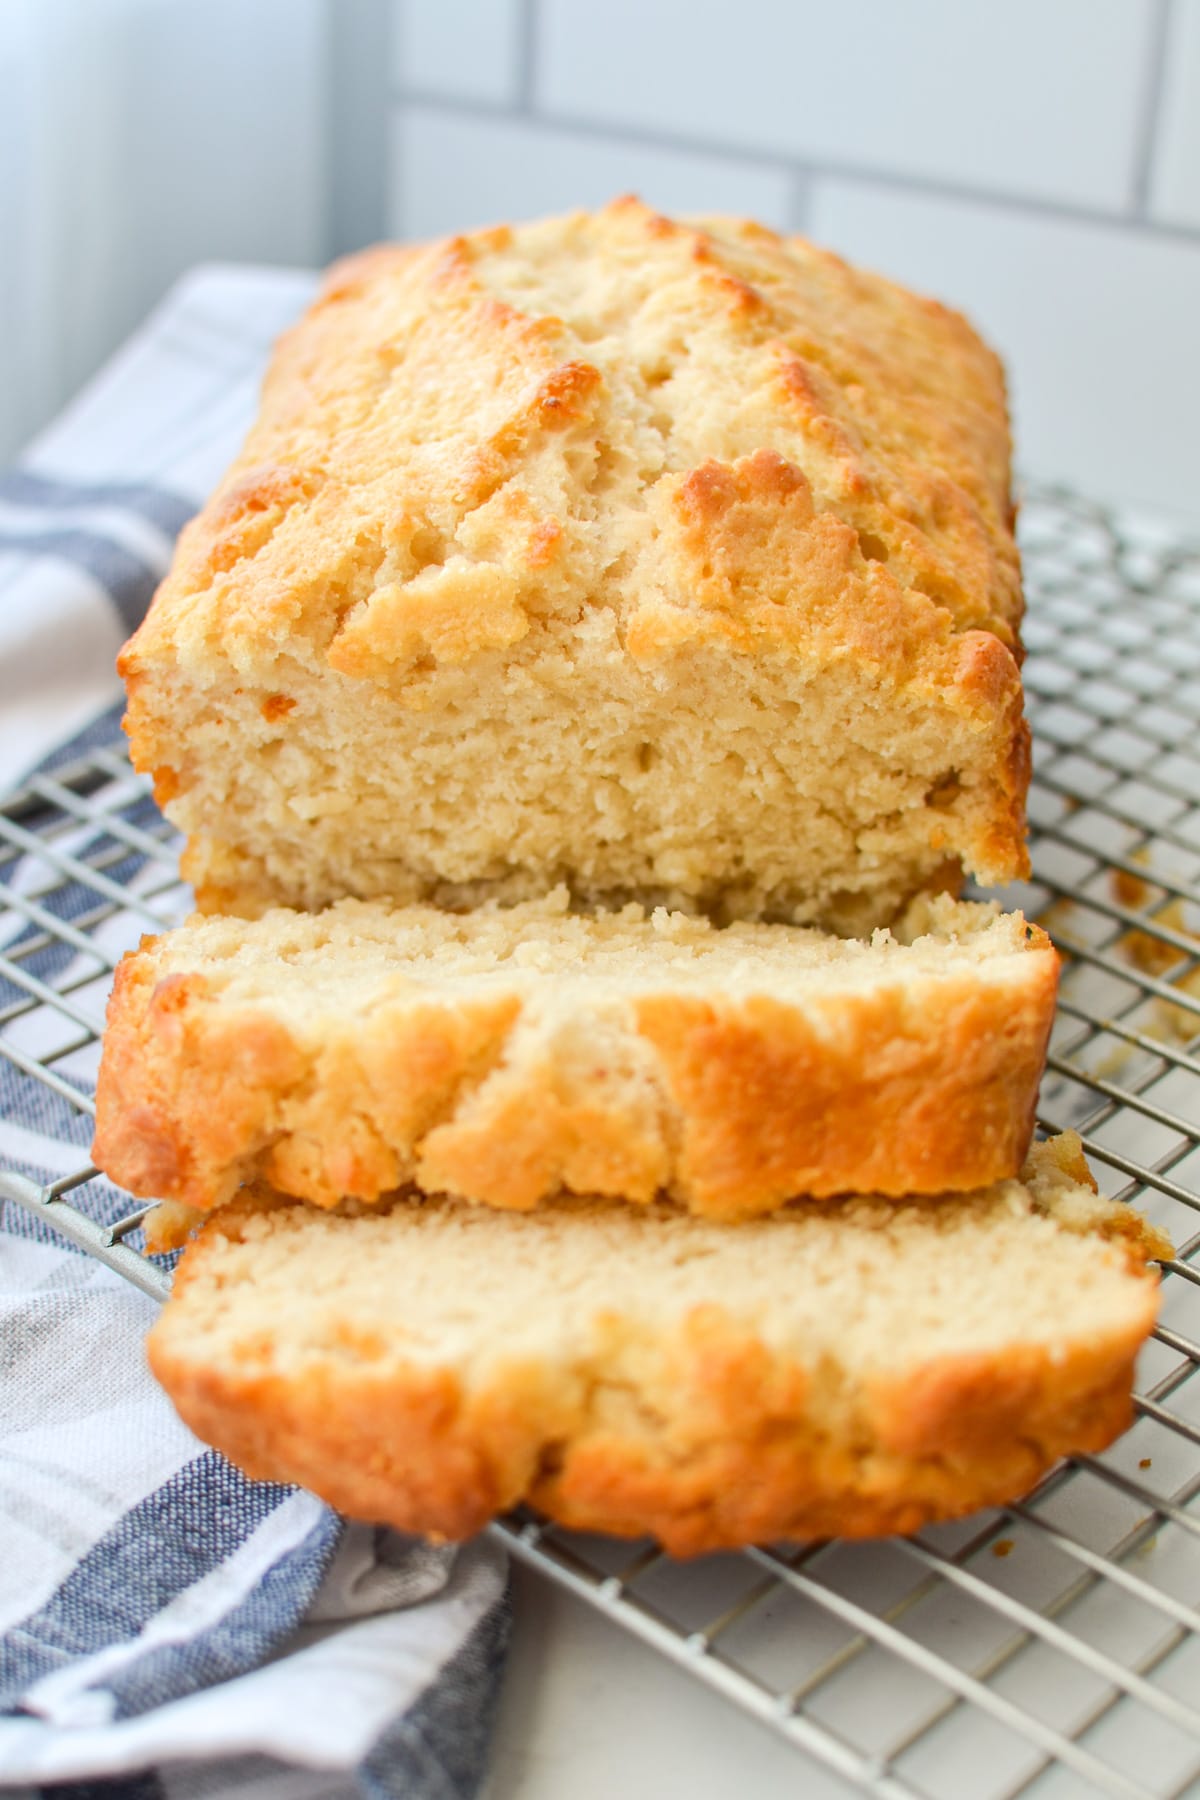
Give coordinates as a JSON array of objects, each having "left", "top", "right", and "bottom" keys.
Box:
[{"left": 4, "top": 486, "right": 1200, "bottom": 1799}]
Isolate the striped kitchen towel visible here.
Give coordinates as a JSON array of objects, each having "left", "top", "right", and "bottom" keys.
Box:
[{"left": 0, "top": 267, "right": 510, "bottom": 1800}]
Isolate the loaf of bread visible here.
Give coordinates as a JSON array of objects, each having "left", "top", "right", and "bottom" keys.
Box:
[
  {"left": 92, "top": 892, "right": 1057, "bottom": 1218},
  {"left": 120, "top": 197, "right": 1028, "bottom": 935},
  {"left": 147, "top": 1135, "right": 1166, "bottom": 1556}
]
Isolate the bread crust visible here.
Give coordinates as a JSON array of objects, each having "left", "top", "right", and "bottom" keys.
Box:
[
  {"left": 147, "top": 1139, "right": 1167, "bottom": 1556},
  {"left": 150, "top": 1308, "right": 1146, "bottom": 1556},
  {"left": 117, "top": 199, "right": 1030, "bottom": 931},
  {"left": 92, "top": 904, "right": 1058, "bottom": 1217}
]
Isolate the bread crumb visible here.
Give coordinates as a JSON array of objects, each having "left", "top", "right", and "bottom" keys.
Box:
[{"left": 991, "top": 1539, "right": 1014, "bottom": 1558}]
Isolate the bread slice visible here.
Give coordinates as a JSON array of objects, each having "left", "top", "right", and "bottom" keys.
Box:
[
  {"left": 93, "top": 891, "right": 1057, "bottom": 1219},
  {"left": 147, "top": 1135, "right": 1167, "bottom": 1556},
  {"left": 120, "top": 198, "right": 1028, "bottom": 937}
]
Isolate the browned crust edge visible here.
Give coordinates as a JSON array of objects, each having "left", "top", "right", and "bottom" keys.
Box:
[{"left": 94, "top": 930, "right": 1059, "bottom": 1216}]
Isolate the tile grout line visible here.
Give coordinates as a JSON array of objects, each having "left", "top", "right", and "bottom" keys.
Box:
[
  {"left": 514, "top": 0, "right": 539, "bottom": 113},
  {"left": 390, "top": 0, "right": 405, "bottom": 241},
  {"left": 788, "top": 169, "right": 812, "bottom": 236},
  {"left": 387, "top": 84, "right": 1200, "bottom": 248},
  {"left": 1130, "top": 0, "right": 1174, "bottom": 219},
  {"left": 327, "top": 0, "right": 395, "bottom": 256}
]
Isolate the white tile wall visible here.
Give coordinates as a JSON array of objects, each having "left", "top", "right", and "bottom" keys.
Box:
[
  {"left": 395, "top": 0, "right": 521, "bottom": 104},
  {"left": 392, "top": 106, "right": 797, "bottom": 241},
  {"left": 387, "top": 0, "right": 1200, "bottom": 520},
  {"left": 537, "top": 0, "right": 1155, "bottom": 211},
  {"left": 1151, "top": 0, "right": 1200, "bottom": 227},
  {"left": 808, "top": 180, "right": 1200, "bottom": 517},
  {"left": 117, "top": 1, "right": 327, "bottom": 302},
  {"left": 1, "top": 0, "right": 327, "bottom": 462}
]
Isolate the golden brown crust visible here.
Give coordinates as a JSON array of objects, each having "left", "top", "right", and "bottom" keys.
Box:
[
  {"left": 533, "top": 1327, "right": 1144, "bottom": 1555},
  {"left": 119, "top": 197, "right": 1029, "bottom": 928},
  {"left": 148, "top": 1161, "right": 1163, "bottom": 1556},
  {"left": 632, "top": 957, "right": 1057, "bottom": 1214},
  {"left": 92, "top": 941, "right": 520, "bottom": 1211},
  {"left": 156, "top": 1316, "right": 1145, "bottom": 1555},
  {"left": 92, "top": 907, "right": 1058, "bottom": 1216}
]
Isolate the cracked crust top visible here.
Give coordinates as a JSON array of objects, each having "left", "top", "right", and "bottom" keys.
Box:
[{"left": 130, "top": 201, "right": 1021, "bottom": 672}]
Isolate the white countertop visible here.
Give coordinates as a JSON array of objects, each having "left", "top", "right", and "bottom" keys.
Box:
[{"left": 484, "top": 1564, "right": 857, "bottom": 1800}]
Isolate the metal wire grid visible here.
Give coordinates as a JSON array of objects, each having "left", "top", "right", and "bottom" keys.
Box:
[{"left": 3, "top": 487, "right": 1200, "bottom": 1799}]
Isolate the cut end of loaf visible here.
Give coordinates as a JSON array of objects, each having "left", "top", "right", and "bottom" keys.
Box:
[
  {"left": 147, "top": 1135, "right": 1168, "bottom": 1555},
  {"left": 121, "top": 197, "right": 1028, "bottom": 931}
]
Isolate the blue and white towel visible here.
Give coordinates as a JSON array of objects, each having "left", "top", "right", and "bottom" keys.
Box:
[{"left": 0, "top": 268, "right": 510, "bottom": 1798}]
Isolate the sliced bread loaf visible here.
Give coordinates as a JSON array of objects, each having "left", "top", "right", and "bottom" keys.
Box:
[
  {"left": 93, "top": 891, "right": 1057, "bottom": 1218},
  {"left": 148, "top": 1135, "right": 1167, "bottom": 1555}
]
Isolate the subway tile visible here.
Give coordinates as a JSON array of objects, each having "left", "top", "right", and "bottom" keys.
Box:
[
  {"left": 1150, "top": 0, "right": 1200, "bottom": 228},
  {"left": 808, "top": 178, "right": 1200, "bottom": 521},
  {"left": 390, "top": 105, "right": 795, "bottom": 240},
  {"left": 538, "top": 0, "right": 1152, "bottom": 212},
  {"left": 394, "top": 0, "right": 520, "bottom": 104}
]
